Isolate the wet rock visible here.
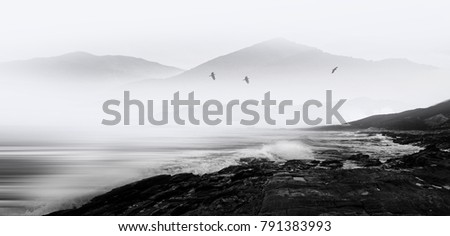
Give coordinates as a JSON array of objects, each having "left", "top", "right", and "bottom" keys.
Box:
[
  {"left": 349, "top": 153, "right": 370, "bottom": 160},
  {"left": 283, "top": 160, "right": 317, "bottom": 171},
  {"left": 382, "top": 131, "right": 450, "bottom": 150},
  {"left": 348, "top": 153, "right": 382, "bottom": 167},
  {"left": 319, "top": 159, "right": 344, "bottom": 169},
  {"left": 363, "top": 159, "right": 383, "bottom": 167},
  {"left": 398, "top": 145, "right": 450, "bottom": 168}
]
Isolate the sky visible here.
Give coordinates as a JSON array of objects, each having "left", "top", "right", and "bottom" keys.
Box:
[{"left": 0, "top": 0, "right": 449, "bottom": 69}]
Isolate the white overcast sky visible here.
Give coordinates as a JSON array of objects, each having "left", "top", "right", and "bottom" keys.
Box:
[{"left": 0, "top": 0, "right": 449, "bottom": 69}]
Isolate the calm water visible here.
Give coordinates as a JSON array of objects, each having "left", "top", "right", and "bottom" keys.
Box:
[{"left": 0, "top": 128, "right": 421, "bottom": 215}]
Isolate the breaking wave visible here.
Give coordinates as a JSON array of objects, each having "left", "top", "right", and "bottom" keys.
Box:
[{"left": 260, "top": 140, "right": 314, "bottom": 160}]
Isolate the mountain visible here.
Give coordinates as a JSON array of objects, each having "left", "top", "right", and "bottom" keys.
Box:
[
  {"left": 347, "top": 99, "right": 450, "bottom": 130},
  {"left": 0, "top": 52, "right": 184, "bottom": 81},
  {"left": 134, "top": 38, "right": 440, "bottom": 104},
  {"left": 127, "top": 38, "right": 444, "bottom": 117},
  {"left": 168, "top": 38, "right": 434, "bottom": 83}
]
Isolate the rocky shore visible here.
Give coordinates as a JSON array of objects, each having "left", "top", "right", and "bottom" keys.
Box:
[
  {"left": 381, "top": 130, "right": 450, "bottom": 150},
  {"left": 49, "top": 132, "right": 450, "bottom": 216}
]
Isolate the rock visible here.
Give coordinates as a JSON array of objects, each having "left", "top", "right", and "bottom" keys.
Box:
[
  {"left": 349, "top": 153, "right": 370, "bottom": 160},
  {"left": 319, "top": 159, "right": 344, "bottom": 169},
  {"left": 399, "top": 145, "right": 450, "bottom": 168},
  {"left": 293, "top": 177, "right": 306, "bottom": 182},
  {"left": 348, "top": 153, "right": 382, "bottom": 167},
  {"left": 363, "top": 159, "right": 383, "bottom": 167},
  {"left": 284, "top": 160, "right": 318, "bottom": 171},
  {"left": 381, "top": 130, "right": 450, "bottom": 150}
]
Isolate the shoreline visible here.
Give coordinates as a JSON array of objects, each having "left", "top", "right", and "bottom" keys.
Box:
[{"left": 49, "top": 131, "right": 450, "bottom": 216}]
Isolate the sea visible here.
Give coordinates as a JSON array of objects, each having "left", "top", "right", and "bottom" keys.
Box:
[{"left": 0, "top": 127, "right": 422, "bottom": 215}]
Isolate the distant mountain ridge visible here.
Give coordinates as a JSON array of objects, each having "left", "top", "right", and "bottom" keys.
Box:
[
  {"left": 0, "top": 52, "right": 184, "bottom": 81},
  {"left": 167, "top": 38, "right": 434, "bottom": 83},
  {"left": 0, "top": 39, "right": 436, "bottom": 84},
  {"left": 324, "top": 100, "right": 450, "bottom": 131}
]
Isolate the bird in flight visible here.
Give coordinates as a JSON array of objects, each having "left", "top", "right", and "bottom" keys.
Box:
[
  {"left": 243, "top": 76, "right": 250, "bottom": 84},
  {"left": 209, "top": 72, "right": 216, "bottom": 80},
  {"left": 331, "top": 66, "right": 338, "bottom": 74}
]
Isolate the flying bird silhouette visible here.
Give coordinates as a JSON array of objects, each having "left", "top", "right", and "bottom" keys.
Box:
[
  {"left": 331, "top": 66, "right": 338, "bottom": 74},
  {"left": 209, "top": 72, "right": 216, "bottom": 80},
  {"left": 243, "top": 76, "right": 250, "bottom": 84}
]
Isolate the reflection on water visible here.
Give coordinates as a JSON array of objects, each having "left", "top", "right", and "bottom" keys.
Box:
[{"left": 0, "top": 128, "right": 421, "bottom": 215}]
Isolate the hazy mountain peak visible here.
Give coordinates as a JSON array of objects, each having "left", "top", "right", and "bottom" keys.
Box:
[
  {"left": 166, "top": 38, "right": 437, "bottom": 85},
  {"left": 0, "top": 52, "right": 184, "bottom": 81},
  {"left": 252, "top": 38, "right": 319, "bottom": 52},
  {"left": 255, "top": 37, "right": 296, "bottom": 46},
  {"left": 59, "top": 51, "right": 95, "bottom": 58},
  {"left": 169, "top": 38, "right": 326, "bottom": 81}
]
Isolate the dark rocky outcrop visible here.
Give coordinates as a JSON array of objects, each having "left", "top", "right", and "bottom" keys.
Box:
[
  {"left": 349, "top": 100, "right": 450, "bottom": 130},
  {"left": 386, "top": 145, "right": 450, "bottom": 169},
  {"left": 348, "top": 153, "right": 383, "bottom": 167},
  {"left": 382, "top": 130, "right": 450, "bottom": 149}
]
